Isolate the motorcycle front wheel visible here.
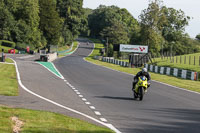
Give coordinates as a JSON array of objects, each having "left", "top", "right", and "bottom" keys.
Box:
[{"left": 139, "top": 87, "right": 144, "bottom": 101}]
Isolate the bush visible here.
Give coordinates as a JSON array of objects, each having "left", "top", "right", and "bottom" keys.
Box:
[
  {"left": 15, "top": 42, "right": 35, "bottom": 51},
  {"left": 1, "top": 40, "right": 15, "bottom": 48},
  {"left": 15, "top": 43, "right": 27, "bottom": 51}
]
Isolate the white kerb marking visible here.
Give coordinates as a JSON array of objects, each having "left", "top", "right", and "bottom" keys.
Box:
[
  {"left": 100, "top": 118, "right": 107, "bottom": 122},
  {"left": 95, "top": 111, "right": 101, "bottom": 116},
  {"left": 76, "top": 92, "right": 80, "bottom": 95},
  {"left": 70, "top": 85, "right": 74, "bottom": 88},
  {"left": 82, "top": 98, "right": 87, "bottom": 101},
  {"left": 90, "top": 106, "right": 96, "bottom": 110},
  {"left": 85, "top": 102, "right": 91, "bottom": 105},
  {"left": 79, "top": 95, "right": 83, "bottom": 98}
]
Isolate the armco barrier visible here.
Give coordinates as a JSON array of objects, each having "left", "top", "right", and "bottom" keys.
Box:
[
  {"left": 94, "top": 56, "right": 129, "bottom": 67},
  {"left": 145, "top": 64, "right": 199, "bottom": 81}
]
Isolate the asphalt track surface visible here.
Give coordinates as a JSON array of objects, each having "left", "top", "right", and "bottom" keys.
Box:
[
  {"left": 1, "top": 54, "right": 103, "bottom": 126},
  {"left": 54, "top": 38, "right": 200, "bottom": 133}
]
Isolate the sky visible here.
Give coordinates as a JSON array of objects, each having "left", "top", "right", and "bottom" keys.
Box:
[{"left": 83, "top": 0, "right": 200, "bottom": 38}]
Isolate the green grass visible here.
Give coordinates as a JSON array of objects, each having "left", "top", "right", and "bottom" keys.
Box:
[
  {"left": 58, "top": 41, "right": 79, "bottom": 58},
  {"left": 152, "top": 53, "right": 200, "bottom": 72},
  {"left": 85, "top": 40, "right": 200, "bottom": 93},
  {"left": 88, "top": 38, "right": 102, "bottom": 43},
  {"left": 58, "top": 45, "right": 70, "bottom": 52},
  {"left": 0, "top": 106, "right": 114, "bottom": 133},
  {"left": 0, "top": 45, "right": 18, "bottom": 53},
  {"left": 5, "top": 58, "right": 14, "bottom": 63},
  {"left": 0, "top": 63, "right": 18, "bottom": 96}
]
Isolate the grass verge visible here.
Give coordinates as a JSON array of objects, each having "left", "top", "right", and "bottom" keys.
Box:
[
  {"left": 58, "top": 45, "right": 70, "bottom": 52},
  {"left": 152, "top": 53, "right": 200, "bottom": 72},
  {"left": 5, "top": 58, "right": 14, "bottom": 63},
  {"left": 85, "top": 42, "right": 200, "bottom": 93},
  {"left": 0, "top": 106, "right": 114, "bottom": 133},
  {"left": 0, "top": 63, "right": 18, "bottom": 96},
  {"left": 58, "top": 41, "right": 79, "bottom": 58},
  {"left": 0, "top": 45, "right": 18, "bottom": 53}
]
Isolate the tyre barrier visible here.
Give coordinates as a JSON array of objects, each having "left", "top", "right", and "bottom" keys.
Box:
[
  {"left": 94, "top": 56, "right": 129, "bottom": 67},
  {"left": 145, "top": 64, "right": 199, "bottom": 81}
]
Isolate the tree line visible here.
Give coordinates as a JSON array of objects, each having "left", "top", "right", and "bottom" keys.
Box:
[
  {"left": 86, "top": 0, "right": 200, "bottom": 57},
  {"left": 0, "top": 0, "right": 200, "bottom": 56},
  {"left": 0, "top": 0, "right": 86, "bottom": 50}
]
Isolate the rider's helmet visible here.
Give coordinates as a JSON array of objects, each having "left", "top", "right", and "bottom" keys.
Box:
[{"left": 142, "top": 68, "right": 148, "bottom": 75}]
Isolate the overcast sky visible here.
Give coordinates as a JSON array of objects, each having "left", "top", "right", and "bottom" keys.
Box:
[{"left": 83, "top": 0, "right": 200, "bottom": 38}]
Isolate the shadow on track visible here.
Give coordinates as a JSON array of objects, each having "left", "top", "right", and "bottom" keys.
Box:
[
  {"left": 123, "top": 108, "right": 200, "bottom": 133},
  {"left": 95, "top": 96, "right": 137, "bottom": 101}
]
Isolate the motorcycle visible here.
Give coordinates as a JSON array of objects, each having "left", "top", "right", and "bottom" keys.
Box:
[{"left": 133, "top": 76, "right": 149, "bottom": 101}]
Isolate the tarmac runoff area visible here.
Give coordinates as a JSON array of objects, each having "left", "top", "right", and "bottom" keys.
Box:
[{"left": 12, "top": 59, "right": 121, "bottom": 133}]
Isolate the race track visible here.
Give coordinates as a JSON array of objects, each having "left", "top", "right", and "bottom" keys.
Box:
[{"left": 54, "top": 38, "right": 200, "bottom": 133}]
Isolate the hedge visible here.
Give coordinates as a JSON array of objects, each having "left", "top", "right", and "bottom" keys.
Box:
[{"left": 0, "top": 40, "right": 15, "bottom": 48}]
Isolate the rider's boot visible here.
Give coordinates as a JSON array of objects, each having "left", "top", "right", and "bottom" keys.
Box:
[
  {"left": 132, "top": 82, "right": 136, "bottom": 92},
  {"left": 145, "top": 83, "right": 151, "bottom": 93}
]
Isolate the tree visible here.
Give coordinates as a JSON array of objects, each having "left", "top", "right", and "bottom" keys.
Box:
[
  {"left": 0, "top": 0, "right": 15, "bottom": 41},
  {"left": 196, "top": 34, "right": 200, "bottom": 41},
  {"left": 57, "top": 0, "right": 85, "bottom": 44},
  {"left": 139, "top": 0, "right": 165, "bottom": 56},
  {"left": 39, "top": 0, "right": 62, "bottom": 47},
  {"left": 79, "top": 8, "right": 92, "bottom": 36},
  {"left": 89, "top": 5, "right": 139, "bottom": 42},
  {"left": 13, "top": 0, "right": 42, "bottom": 48},
  {"left": 161, "top": 6, "right": 190, "bottom": 41},
  {"left": 139, "top": 0, "right": 191, "bottom": 55},
  {"left": 100, "top": 21, "right": 129, "bottom": 44}
]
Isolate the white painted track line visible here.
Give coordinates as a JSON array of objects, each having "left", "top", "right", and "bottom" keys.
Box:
[
  {"left": 90, "top": 106, "right": 96, "bottom": 110},
  {"left": 100, "top": 118, "right": 108, "bottom": 122},
  {"left": 94, "top": 111, "right": 101, "bottom": 116},
  {"left": 11, "top": 58, "right": 121, "bottom": 133},
  {"left": 79, "top": 95, "right": 83, "bottom": 97},
  {"left": 85, "top": 102, "right": 91, "bottom": 105}
]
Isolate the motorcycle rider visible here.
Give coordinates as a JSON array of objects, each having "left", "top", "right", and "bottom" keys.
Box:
[{"left": 132, "top": 68, "right": 151, "bottom": 92}]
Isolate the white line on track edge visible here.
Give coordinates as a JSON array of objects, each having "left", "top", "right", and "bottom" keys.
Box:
[
  {"left": 11, "top": 58, "right": 121, "bottom": 133},
  {"left": 51, "top": 63, "right": 65, "bottom": 79}
]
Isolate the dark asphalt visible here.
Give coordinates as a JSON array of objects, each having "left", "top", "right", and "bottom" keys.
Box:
[
  {"left": 0, "top": 53, "right": 102, "bottom": 126},
  {"left": 54, "top": 38, "right": 200, "bottom": 133}
]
